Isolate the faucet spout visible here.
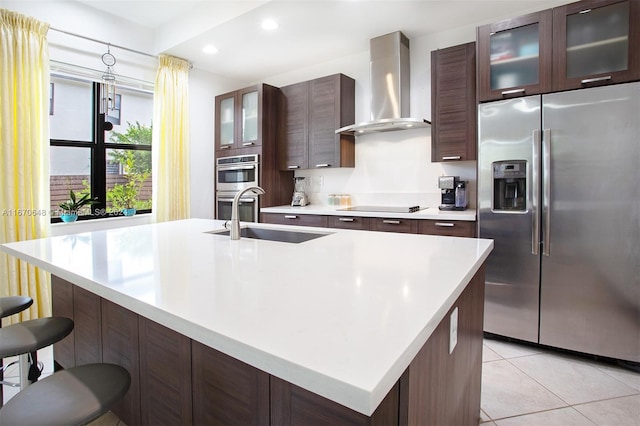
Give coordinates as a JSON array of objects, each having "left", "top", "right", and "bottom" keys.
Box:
[{"left": 230, "top": 186, "right": 265, "bottom": 240}]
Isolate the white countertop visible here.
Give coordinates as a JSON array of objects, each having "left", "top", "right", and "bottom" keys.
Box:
[
  {"left": 261, "top": 205, "right": 477, "bottom": 221},
  {"left": 1, "top": 219, "right": 492, "bottom": 415}
]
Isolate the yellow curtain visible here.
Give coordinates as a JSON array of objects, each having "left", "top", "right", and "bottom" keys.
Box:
[
  {"left": 0, "top": 9, "right": 51, "bottom": 324},
  {"left": 152, "top": 54, "right": 190, "bottom": 222}
]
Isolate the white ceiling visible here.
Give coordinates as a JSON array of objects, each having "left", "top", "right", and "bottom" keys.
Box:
[{"left": 75, "top": 0, "right": 569, "bottom": 82}]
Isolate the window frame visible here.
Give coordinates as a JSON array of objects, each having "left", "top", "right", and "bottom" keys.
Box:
[{"left": 50, "top": 80, "right": 152, "bottom": 223}]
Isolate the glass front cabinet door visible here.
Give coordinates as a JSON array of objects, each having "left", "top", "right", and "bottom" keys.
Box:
[
  {"left": 238, "top": 87, "right": 259, "bottom": 147},
  {"left": 552, "top": 0, "right": 640, "bottom": 91},
  {"left": 477, "top": 10, "right": 553, "bottom": 102},
  {"left": 216, "top": 94, "right": 235, "bottom": 150},
  {"left": 215, "top": 85, "right": 262, "bottom": 151}
]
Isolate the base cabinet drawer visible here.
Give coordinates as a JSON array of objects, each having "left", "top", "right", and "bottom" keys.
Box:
[
  {"left": 418, "top": 220, "right": 476, "bottom": 237},
  {"left": 261, "top": 213, "right": 327, "bottom": 227},
  {"left": 370, "top": 218, "right": 418, "bottom": 234},
  {"left": 327, "top": 216, "right": 370, "bottom": 230}
]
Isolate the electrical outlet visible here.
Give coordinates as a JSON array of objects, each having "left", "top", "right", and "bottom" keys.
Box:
[
  {"left": 449, "top": 307, "right": 458, "bottom": 354},
  {"left": 318, "top": 176, "right": 324, "bottom": 186}
]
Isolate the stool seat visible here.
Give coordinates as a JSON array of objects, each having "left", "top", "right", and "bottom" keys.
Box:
[
  {"left": 0, "top": 317, "right": 74, "bottom": 358},
  {"left": 0, "top": 296, "right": 33, "bottom": 319},
  {"left": 0, "top": 363, "right": 131, "bottom": 425}
]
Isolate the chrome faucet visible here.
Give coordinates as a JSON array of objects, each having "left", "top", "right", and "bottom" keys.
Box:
[{"left": 230, "top": 186, "right": 265, "bottom": 240}]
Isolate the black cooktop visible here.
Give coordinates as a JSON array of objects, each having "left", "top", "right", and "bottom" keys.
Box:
[{"left": 337, "top": 205, "right": 422, "bottom": 213}]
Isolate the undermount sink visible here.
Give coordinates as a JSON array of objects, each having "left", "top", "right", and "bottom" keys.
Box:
[{"left": 207, "top": 227, "right": 331, "bottom": 243}]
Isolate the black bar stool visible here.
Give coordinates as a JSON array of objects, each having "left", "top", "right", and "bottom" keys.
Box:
[
  {"left": 0, "top": 363, "right": 131, "bottom": 425},
  {"left": 0, "top": 296, "right": 33, "bottom": 407}
]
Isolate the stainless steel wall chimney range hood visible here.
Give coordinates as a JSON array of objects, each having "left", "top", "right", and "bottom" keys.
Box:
[{"left": 336, "top": 31, "right": 430, "bottom": 136}]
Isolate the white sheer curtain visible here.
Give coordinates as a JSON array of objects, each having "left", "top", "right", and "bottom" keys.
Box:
[
  {"left": 0, "top": 9, "right": 51, "bottom": 322},
  {"left": 152, "top": 54, "right": 190, "bottom": 222}
]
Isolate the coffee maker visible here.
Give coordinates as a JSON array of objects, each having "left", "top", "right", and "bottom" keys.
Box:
[
  {"left": 438, "top": 176, "right": 467, "bottom": 211},
  {"left": 291, "top": 177, "right": 309, "bottom": 206}
]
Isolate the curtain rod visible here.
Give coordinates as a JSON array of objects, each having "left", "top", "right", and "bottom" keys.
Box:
[{"left": 49, "top": 26, "right": 193, "bottom": 69}]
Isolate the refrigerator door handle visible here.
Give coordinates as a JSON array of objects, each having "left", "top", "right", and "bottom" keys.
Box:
[
  {"left": 542, "top": 129, "right": 551, "bottom": 256},
  {"left": 532, "top": 129, "right": 541, "bottom": 255}
]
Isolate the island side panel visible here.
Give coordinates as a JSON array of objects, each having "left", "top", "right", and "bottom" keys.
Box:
[
  {"left": 73, "top": 285, "right": 103, "bottom": 366},
  {"left": 102, "top": 298, "right": 141, "bottom": 426},
  {"left": 270, "top": 376, "right": 400, "bottom": 426},
  {"left": 404, "top": 265, "right": 485, "bottom": 426},
  {"left": 192, "top": 340, "right": 270, "bottom": 425},
  {"left": 51, "top": 275, "right": 75, "bottom": 369},
  {"left": 139, "top": 316, "right": 193, "bottom": 425}
]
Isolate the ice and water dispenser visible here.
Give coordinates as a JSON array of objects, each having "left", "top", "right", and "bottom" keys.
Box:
[{"left": 493, "top": 161, "right": 526, "bottom": 211}]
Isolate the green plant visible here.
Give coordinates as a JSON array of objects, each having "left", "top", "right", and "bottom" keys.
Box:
[
  {"left": 59, "top": 189, "right": 98, "bottom": 214},
  {"left": 107, "top": 121, "right": 152, "bottom": 211},
  {"left": 108, "top": 173, "right": 147, "bottom": 211}
]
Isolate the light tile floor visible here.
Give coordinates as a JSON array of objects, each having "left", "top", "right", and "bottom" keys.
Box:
[
  {"left": 481, "top": 337, "right": 640, "bottom": 425},
  {"left": 3, "top": 339, "right": 639, "bottom": 425}
]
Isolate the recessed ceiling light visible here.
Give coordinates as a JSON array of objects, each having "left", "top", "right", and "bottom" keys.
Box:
[
  {"left": 261, "top": 19, "right": 278, "bottom": 31},
  {"left": 202, "top": 44, "right": 218, "bottom": 54}
]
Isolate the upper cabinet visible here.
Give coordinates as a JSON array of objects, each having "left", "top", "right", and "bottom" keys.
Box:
[
  {"left": 215, "top": 84, "right": 271, "bottom": 152},
  {"left": 431, "top": 42, "right": 477, "bottom": 162},
  {"left": 280, "top": 74, "right": 355, "bottom": 170},
  {"left": 478, "top": 0, "right": 639, "bottom": 102},
  {"left": 552, "top": 0, "right": 640, "bottom": 91},
  {"left": 477, "top": 10, "right": 553, "bottom": 102}
]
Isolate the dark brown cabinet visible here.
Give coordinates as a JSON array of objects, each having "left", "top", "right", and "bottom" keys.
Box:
[
  {"left": 280, "top": 81, "right": 309, "bottom": 171},
  {"left": 215, "top": 85, "right": 267, "bottom": 152},
  {"left": 552, "top": 0, "right": 640, "bottom": 91},
  {"left": 139, "top": 317, "right": 192, "bottom": 425},
  {"left": 418, "top": 220, "right": 476, "bottom": 238},
  {"left": 477, "top": 10, "right": 553, "bottom": 102},
  {"left": 431, "top": 42, "right": 477, "bottom": 162},
  {"left": 260, "top": 212, "right": 328, "bottom": 227},
  {"left": 102, "top": 299, "right": 141, "bottom": 426},
  {"left": 370, "top": 218, "right": 418, "bottom": 234},
  {"left": 262, "top": 213, "right": 475, "bottom": 236},
  {"left": 327, "top": 215, "right": 370, "bottom": 230},
  {"left": 477, "top": 0, "right": 639, "bottom": 102},
  {"left": 51, "top": 276, "right": 75, "bottom": 369},
  {"left": 280, "top": 74, "right": 355, "bottom": 170},
  {"left": 213, "top": 83, "right": 293, "bottom": 214},
  {"left": 192, "top": 341, "right": 269, "bottom": 425}
]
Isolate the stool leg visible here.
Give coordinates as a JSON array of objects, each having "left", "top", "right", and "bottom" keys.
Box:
[{"left": 18, "top": 354, "right": 29, "bottom": 391}]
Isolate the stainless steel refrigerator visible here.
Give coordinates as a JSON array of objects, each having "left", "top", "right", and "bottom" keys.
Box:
[{"left": 478, "top": 82, "right": 640, "bottom": 363}]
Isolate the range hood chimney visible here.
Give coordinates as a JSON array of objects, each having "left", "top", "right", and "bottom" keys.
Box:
[{"left": 336, "top": 31, "right": 430, "bottom": 136}]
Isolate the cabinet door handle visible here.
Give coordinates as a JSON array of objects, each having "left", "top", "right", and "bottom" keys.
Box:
[
  {"left": 284, "top": 215, "right": 298, "bottom": 219},
  {"left": 287, "top": 165, "right": 300, "bottom": 169},
  {"left": 501, "top": 88, "right": 526, "bottom": 96},
  {"left": 581, "top": 76, "right": 611, "bottom": 85},
  {"left": 435, "top": 222, "right": 455, "bottom": 227},
  {"left": 382, "top": 220, "right": 401, "bottom": 225},
  {"left": 442, "top": 156, "right": 461, "bottom": 161},
  {"left": 315, "top": 164, "right": 331, "bottom": 168},
  {"left": 242, "top": 142, "right": 255, "bottom": 146},
  {"left": 338, "top": 217, "right": 354, "bottom": 222},
  {"left": 220, "top": 145, "right": 231, "bottom": 150}
]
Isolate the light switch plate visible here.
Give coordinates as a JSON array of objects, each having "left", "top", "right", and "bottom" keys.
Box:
[{"left": 449, "top": 307, "right": 458, "bottom": 354}]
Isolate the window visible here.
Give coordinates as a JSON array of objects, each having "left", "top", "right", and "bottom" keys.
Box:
[{"left": 50, "top": 76, "right": 153, "bottom": 221}]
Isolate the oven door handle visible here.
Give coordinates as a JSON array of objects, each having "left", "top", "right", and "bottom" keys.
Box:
[
  {"left": 217, "top": 165, "right": 257, "bottom": 171},
  {"left": 217, "top": 197, "right": 256, "bottom": 203}
]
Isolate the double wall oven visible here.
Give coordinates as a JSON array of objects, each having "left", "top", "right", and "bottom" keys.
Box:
[{"left": 215, "top": 154, "right": 260, "bottom": 222}]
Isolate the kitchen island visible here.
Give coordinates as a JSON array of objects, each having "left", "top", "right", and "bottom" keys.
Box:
[{"left": 1, "top": 219, "right": 493, "bottom": 425}]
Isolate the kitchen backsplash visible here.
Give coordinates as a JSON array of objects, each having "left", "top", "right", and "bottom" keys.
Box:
[{"left": 295, "top": 129, "right": 477, "bottom": 208}]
